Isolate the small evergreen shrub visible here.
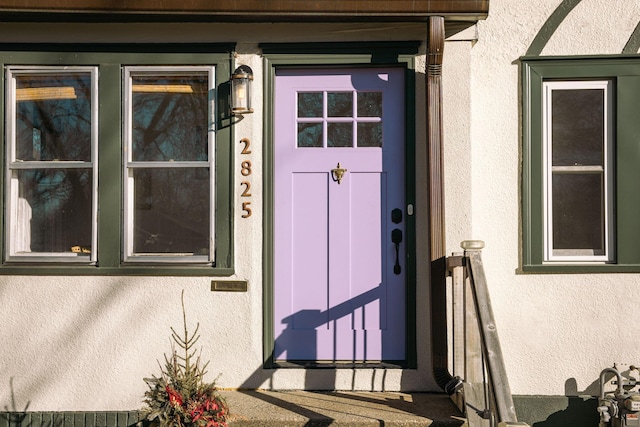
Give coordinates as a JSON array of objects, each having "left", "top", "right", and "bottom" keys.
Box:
[{"left": 139, "top": 291, "right": 228, "bottom": 427}]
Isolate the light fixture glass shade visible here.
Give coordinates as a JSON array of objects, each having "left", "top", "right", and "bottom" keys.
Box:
[{"left": 231, "top": 65, "right": 254, "bottom": 115}]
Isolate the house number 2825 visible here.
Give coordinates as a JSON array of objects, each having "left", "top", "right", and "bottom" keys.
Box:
[{"left": 240, "top": 138, "right": 252, "bottom": 218}]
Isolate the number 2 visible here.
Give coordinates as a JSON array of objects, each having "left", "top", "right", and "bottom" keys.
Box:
[
  {"left": 241, "top": 181, "right": 252, "bottom": 197},
  {"left": 240, "top": 137, "right": 252, "bottom": 155}
]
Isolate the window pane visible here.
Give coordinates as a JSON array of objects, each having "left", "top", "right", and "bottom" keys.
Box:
[
  {"left": 357, "top": 92, "right": 382, "bottom": 117},
  {"left": 15, "top": 73, "right": 92, "bottom": 162},
  {"left": 552, "top": 173, "right": 604, "bottom": 253},
  {"left": 327, "top": 92, "right": 352, "bottom": 117},
  {"left": 327, "top": 123, "right": 353, "bottom": 147},
  {"left": 14, "top": 169, "right": 92, "bottom": 254},
  {"left": 298, "top": 123, "right": 323, "bottom": 148},
  {"left": 298, "top": 92, "right": 323, "bottom": 118},
  {"left": 132, "top": 74, "right": 208, "bottom": 162},
  {"left": 133, "top": 168, "right": 210, "bottom": 255},
  {"left": 552, "top": 89, "right": 604, "bottom": 166},
  {"left": 357, "top": 122, "right": 382, "bottom": 147}
]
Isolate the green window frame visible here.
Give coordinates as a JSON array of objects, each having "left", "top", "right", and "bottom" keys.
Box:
[
  {"left": 0, "top": 44, "right": 234, "bottom": 275},
  {"left": 523, "top": 56, "right": 640, "bottom": 272}
]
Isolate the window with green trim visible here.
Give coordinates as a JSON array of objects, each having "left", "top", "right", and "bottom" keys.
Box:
[
  {"left": 523, "top": 57, "right": 640, "bottom": 272},
  {"left": 0, "top": 47, "right": 233, "bottom": 274}
]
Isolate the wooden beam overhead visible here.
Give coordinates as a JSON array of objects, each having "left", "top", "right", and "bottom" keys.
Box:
[{"left": 0, "top": 0, "right": 489, "bottom": 21}]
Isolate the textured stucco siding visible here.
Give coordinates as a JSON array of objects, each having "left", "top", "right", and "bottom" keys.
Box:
[
  {"left": 462, "top": 0, "right": 640, "bottom": 400},
  {"left": 2, "top": 0, "right": 638, "bottom": 415}
]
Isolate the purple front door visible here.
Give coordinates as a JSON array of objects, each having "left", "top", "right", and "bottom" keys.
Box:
[{"left": 274, "top": 68, "right": 406, "bottom": 362}]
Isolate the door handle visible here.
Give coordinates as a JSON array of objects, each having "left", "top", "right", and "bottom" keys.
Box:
[{"left": 391, "top": 228, "right": 403, "bottom": 275}]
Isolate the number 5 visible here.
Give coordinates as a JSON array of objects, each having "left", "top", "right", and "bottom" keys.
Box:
[{"left": 242, "top": 201, "right": 252, "bottom": 218}]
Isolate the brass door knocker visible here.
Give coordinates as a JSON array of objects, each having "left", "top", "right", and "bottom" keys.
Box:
[{"left": 331, "top": 162, "right": 347, "bottom": 184}]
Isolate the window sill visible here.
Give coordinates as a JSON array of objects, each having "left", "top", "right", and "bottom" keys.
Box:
[{"left": 521, "top": 263, "right": 640, "bottom": 274}]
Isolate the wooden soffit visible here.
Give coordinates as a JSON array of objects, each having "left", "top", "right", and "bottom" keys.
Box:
[{"left": 0, "top": 0, "right": 489, "bottom": 22}]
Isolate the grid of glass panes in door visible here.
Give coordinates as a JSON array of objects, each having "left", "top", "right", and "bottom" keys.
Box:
[{"left": 296, "top": 91, "right": 383, "bottom": 148}]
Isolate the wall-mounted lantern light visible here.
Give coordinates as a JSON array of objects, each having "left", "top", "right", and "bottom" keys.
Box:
[{"left": 231, "top": 65, "right": 254, "bottom": 115}]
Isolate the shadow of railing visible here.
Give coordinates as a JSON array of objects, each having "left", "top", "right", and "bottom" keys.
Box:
[{"left": 274, "top": 284, "right": 391, "bottom": 364}]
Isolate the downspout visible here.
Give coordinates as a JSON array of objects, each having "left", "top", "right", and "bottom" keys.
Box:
[{"left": 426, "top": 15, "right": 458, "bottom": 394}]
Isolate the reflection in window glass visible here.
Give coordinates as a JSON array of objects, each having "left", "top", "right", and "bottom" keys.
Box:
[
  {"left": 357, "top": 92, "right": 382, "bottom": 117},
  {"left": 357, "top": 122, "right": 382, "bottom": 147},
  {"left": 296, "top": 90, "right": 384, "bottom": 149},
  {"left": 8, "top": 69, "right": 96, "bottom": 260},
  {"left": 327, "top": 92, "right": 352, "bottom": 117},
  {"left": 125, "top": 67, "right": 213, "bottom": 262},
  {"left": 552, "top": 174, "right": 604, "bottom": 253},
  {"left": 552, "top": 89, "right": 604, "bottom": 167},
  {"left": 15, "top": 73, "right": 92, "bottom": 162},
  {"left": 133, "top": 168, "right": 210, "bottom": 255},
  {"left": 298, "top": 123, "right": 323, "bottom": 147},
  {"left": 298, "top": 92, "right": 323, "bottom": 118},
  {"left": 132, "top": 75, "right": 208, "bottom": 162},
  {"left": 327, "top": 123, "right": 353, "bottom": 147},
  {"left": 15, "top": 169, "right": 92, "bottom": 254}
]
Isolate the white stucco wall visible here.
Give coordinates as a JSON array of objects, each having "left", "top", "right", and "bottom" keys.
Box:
[
  {"left": 0, "top": 22, "right": 439, "bottom": 412},
  {"left": 458, "top": 0, "right": 640, "bottom": 398}
]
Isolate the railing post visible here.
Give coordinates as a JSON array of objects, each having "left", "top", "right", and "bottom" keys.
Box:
[{"left": 463, "top": 240, "right": 519, "bottom": 424}]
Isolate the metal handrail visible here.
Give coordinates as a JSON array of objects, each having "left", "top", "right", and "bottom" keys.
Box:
[{"left": 447, "top": 240, "right": 525, "bottom": 426}]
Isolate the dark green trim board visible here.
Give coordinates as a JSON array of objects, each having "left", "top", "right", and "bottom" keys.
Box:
[
  {"left": 261, "top": 43, "right": 419, "bottom": 368},
  {"left": 0, "top": 411, "right": 140, "bottom": 427},
  {"left": 0, "top": 44, "right": 235, "bottom": 276},
  {"left": 522, "top": 56, "right": 640, "bottom": 273}
]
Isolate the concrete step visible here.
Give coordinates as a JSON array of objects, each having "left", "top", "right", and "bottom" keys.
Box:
[{"left": 220, "top": 390, "right": 465, "bottom": 426}]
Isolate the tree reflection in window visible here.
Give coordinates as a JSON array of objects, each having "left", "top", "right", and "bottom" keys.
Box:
[
  {"left": 128, "top": 71, "right": 211, "bottom": 258},
  {"left": 12, "top": 72, "right": 94, "bottom": 256},
  {"left": 296, "top": 90, "right": 382, "bottom": 148}
]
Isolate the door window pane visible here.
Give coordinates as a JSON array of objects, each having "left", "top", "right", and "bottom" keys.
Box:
[
  {"left": 296, "top": 90, "right": 385, "bottom": 149},
  {"left": 327, "top": 123, "right": 353, "bottom": 147},
  {"left": 298, "top": 92, "right": 323, "bottom": 118},
  {"left": 357, "top": 122, "right": 382, "bottom": 147},
  {"left": 298, "top": 123, "right": 323, "bottom": 147},
  {"left": 357, "top": 92, "right": 382, "bottom": 117},
  {"left": 327, "top": 92, "right": 352, "bottom": 117}
]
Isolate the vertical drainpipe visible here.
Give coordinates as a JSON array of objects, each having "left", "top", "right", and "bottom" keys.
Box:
[{"left": 426, "top": 15, "right": 455, "bottom": 393}]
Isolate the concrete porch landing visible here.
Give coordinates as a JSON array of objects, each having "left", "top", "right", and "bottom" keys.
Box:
[{"left": 220, "top": 390, "right": 465, "bottom": 426}]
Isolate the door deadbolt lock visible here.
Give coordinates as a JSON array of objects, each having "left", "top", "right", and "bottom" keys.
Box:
[{"left": 392, "top": 208, "right": 403, "bottom": 224}]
